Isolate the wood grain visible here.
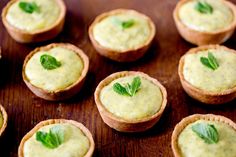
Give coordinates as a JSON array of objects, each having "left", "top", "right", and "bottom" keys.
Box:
[{"left": 0, "top": 0, "right": 235, "bottom": 157}]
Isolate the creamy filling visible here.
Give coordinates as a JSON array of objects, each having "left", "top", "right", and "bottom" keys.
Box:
[
  {"left": 183, "top": 49, "right": 236, "bottom": 92},
  {"left": 23, "top": 123, "right": 90, "bottom": 157},
  {"left": 179, "top": 0, "right": 233, "bottom": 32},
  {"left": 93, "top": 13, "right": 151, "bottom": 51},
  {"left": 0, "top": 112, "right": 3, "bottom": 129},
  {"left": 178, "top": 120, "right": 236, "bottom": 157},
  {"left": 25, "top": 47, "right": 84, "bottom": 91},
  {"left": 100, "top": 75, "right": 163, "bottom": 121},
  {"left": 6, "top": 0, "right": 61, "bottom": 32}
]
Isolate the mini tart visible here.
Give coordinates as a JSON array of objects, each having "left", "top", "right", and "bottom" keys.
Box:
[
  {"left": 94, "top": 71, "right": 167, "bottom": 132},
  {"left": 2, "top": 0, "right": 66, "bottom": 43},
  {"left": 18, "top": 119, "right": 95, "bottom": 157},
  {"left": 178, "top": 45, "right": 236, "bottom": 104},
  {"left": 89, "top": 9, "right": 156, "bottom": 62},
  {"left": 173, "top": 0, "right": 236, "bottom": 45},
  {"left": 171, "top": 114, "right": 236, "bottom": 157},
  {"left": 0, "top": 104, "right": 7, "bottom": 137},
  {"left": 22, "top": 43, "right": 89, "bottom": 101}
]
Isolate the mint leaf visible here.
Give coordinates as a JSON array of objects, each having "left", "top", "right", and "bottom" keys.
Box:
[
  {"left": 19, "top": 1, "right": 40, "bottom": 14},
  {"left": 36, "top": 126, "right": 64, "bottom": 149},
  {"left": 113, "top": 76, "right": 141, "bottom": 97},
  {"left": 192, "top": 123, "right": 219, "bottom": 144},
  {"left": 121, "top": 20, "right": 135, "bottom": 29},
  {"left": 200, "top": 52, "right": 219, "bottom": 70},
  {"left": 195, "top": 1, "right": 213, "bottom": 14},
  {"left": 40, "top": 54, "right": 61, "bottom": 70}
]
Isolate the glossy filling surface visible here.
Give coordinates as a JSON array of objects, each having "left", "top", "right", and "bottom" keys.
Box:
[
  {"left": 93, "top": 12, "right": 152, "bottom": 51},
  {"left": 6, "top": 0, "right": 61, "bottom": 32},
  {"left": 178, "top": 120, "right": 236, "bottom": 157},
  {"left": 25, "top": 47, "right": 84, "bottom": 91},
  {"left": 23, "top": 123, "right": 90, "bottom": 157},
  {"left": 183, "top": 49, "right": 236, "bottom": 92},
  {"left": 178, "top": 0, "right": 233, "bottom": 32},
  {"left": 100, "top": 75, "right": 163, "bottom": 121}
]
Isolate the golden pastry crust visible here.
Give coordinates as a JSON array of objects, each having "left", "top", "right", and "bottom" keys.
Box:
[
  {"left": 0, "top": 104, "right": 8, "bottom": 137},
  {"left": 89, "top": 9, "right": 156, "bottom": 62},
  {"left": 22, "top": 43, "right": 89, "bottom": 101},
  {"left": 1, "top": 0, "right": 66, "bottom": 43},
  {"left": 18, "top": 119, "right": 95, "bottom": 157},
  {"left": 171, "top": 114, "right": 236, "bottom": 157},
  {"left": 94, "top": 71, "right": 167, "bottom": 132},
  {"left": 178, "top": 45, "right": 236, "bottom": 104},
  {"left": 173, "top": 0, "right": 236, "bottom": 45}
]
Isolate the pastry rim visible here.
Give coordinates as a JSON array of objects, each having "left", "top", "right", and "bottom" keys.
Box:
[
  {"left": 22, "top": 43, "right": 89, "bottom": 100},
  {"left": 173, "top": 0, "right": 236, "bottom": 34},
  {"left": 0, "top": 104, "right": 8, "bottom": 137},
  {"left": 1, "top": 0, "right": 66, "bottom": 34},
  {"left": 179, "top": 44, "right": 236, "bottom": 96},
  {"left": 94, "top": 71, "right": 167, "bottom": 123},
  {"left": 171, "top": 114, "right": 236, "bottom": 157},
  {"left": 18, "top": 119, "right": 95, "bottom": 157},
  {"left": 88, "top": 8, "right": 156, "bottom": 53}
]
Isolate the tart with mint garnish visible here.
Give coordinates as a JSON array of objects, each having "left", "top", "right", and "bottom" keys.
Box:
[
  {"left": 178, "top": 45, "right": 236, "bottom": 104},
  {"left": 18, "top": 119, "right": 95, "bottom": 157},
  {"left": 22, "top": 43, "right": 89, "bottom": 101},
  {"left": 173, "top": 0, "right": 236, "bottom": 45},
  {"left": 172, "top": 114, "right": 236, "bottom": 157},
  {"left": 89, "top": 9, "right": 156, "bottom": 62},
  {"left": 94, "top": 71, "right": 167, "bottom": 132},
  {"left": 2, "top": 0, "right": 66, "bottom": 43},
  {"left": 0, "top": 104, "right": 7, "bottom": 137}
]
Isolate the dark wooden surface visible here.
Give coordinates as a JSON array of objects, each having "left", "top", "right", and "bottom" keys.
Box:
[{"left": 0, "top": 0, "right": 235, "bottom": 156}]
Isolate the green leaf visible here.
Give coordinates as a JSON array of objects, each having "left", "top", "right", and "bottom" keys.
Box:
[
  {"left": 200, "top": 52, "right": 219, "bottom": 70},
  {"left": 40, "top": 54, "right": 61, "bottom": 70},
  {"left": 121, "top": 20, "right": 135, "bottom": 29},
  {"left": 36, "top": 126, "right": 64, "bottom": 149},
  {"left": 192, "top": 123, "right": 219, "bottom": 144},
  {"left": 19, "top": 1, "right": 40, "bottom": 14},
  {"left": 113, "top": 76, "right": 141, "bottom": 97},
  {"left": 113, "top": 83, "right": 131, "bottom": 96},
  {"left": 195, "top": 1, "right": 213, "bottom": 14},
  {"left": 112, "top": 18, "right": 135, "bottom": 29}
]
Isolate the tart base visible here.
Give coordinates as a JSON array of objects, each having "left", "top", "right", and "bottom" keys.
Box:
[
  {"left": 1, "top": 0, "right": 66, "bottom": 43},
  {"left": 173, "top": 0, "right": 236, "bottom": 46},
  {"left": 89, "top": 9, "right": 156, "bottom": 62},
  {"left": 18, "top": 119, "right": 95, "bottom": 157},
  {"left": 171, "top": 114, "right": 236, "bottom": 157},
  {"left": 178, "top": 45, "right": 236, "bottom": 104},
  {"left": 94, "top": 71, "right": 167, "bottom": 132},
  {"left": 22, "top": 43, "right": 89, "bottom": 101}
]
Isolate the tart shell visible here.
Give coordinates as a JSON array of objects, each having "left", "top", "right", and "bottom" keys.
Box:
[
  {"left": 171, "top": 114, "right": 236, "bottom": 157},
  {"left": 2, "top": 0, "right": 66, "bottom": 43},
  {"left": 18, "top": 119, "right": 95, "bottom": 157},
  {"left": 89, "top": 9, "right": 156, "bottom": 62},
  {"left": 0, "top": 104, "right": 8, "bottom": 137},
  {"left": 94, "top": 71, "right": 167, "bottom": 132},
  {"left": 178, "top": 45, "right": 236, "bottom": 104},
  {"left": 22, "top": 43, "right": 89, "bottom": 101},
  {"left": 173, "top": 0, "right": 236, "bottom": 46}
]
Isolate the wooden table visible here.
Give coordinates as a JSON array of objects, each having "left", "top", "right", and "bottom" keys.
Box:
[{"left": 0, "top": 0, "right": 235, "bottom": 156}]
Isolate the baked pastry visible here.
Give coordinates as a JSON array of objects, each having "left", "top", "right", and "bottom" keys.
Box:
[
  {"left": 89, "top": 9, "right": 156, "bottom": 62},
  {"left": 22, "top": 43, "right": 89, "bottom": 101},
  {"left": 178, "top": 45, "right": 236, "bottom": 104},
  {"left": 94, "top": 71, "right": 167, "bottom": 132},
  {"left": 172, "top": 114, "right": 236, "bottom": 157},
  {"left": 0, "top": 104, "right": 7, "bottom": 137},
  {"left": 2, "top": 0, "right": 66, "bottom": 43},
  {"left": 173, "top": 0, "right": 236, "bottom": 45},
  {"left": 18, "top": 119, "right": 95, "bottom": 157}
]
